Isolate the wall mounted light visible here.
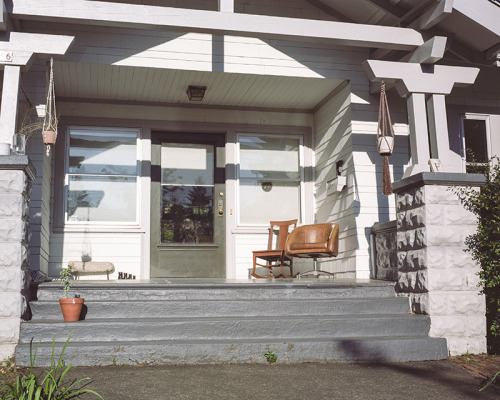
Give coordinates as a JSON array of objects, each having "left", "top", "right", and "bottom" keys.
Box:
[
  {"left": 261, "top": 181, "right": 273, "bottom": 192},
  {"left": 186, "top": 85, "right": 207, "bottom": 101}
]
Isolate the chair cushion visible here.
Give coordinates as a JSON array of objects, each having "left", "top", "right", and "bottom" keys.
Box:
[{"left": 289, "top": 242, "right": 328, "bottom": 252}]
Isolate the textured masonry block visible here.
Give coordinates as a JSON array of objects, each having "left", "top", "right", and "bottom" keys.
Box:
[
  {"left": 0, "top": 242, "right": 28, "bottom": 268},
  {"left": 404, "top": 249, "right": 427, "bottom": 271},
  {"left": 0, "top": 344, "right": 16, "bottom": 363},
  {"left": 0, "top": 171, "right": 25, "bottom": 193},
  {"left": 426, "top": 225, "right": 463, "bottom": 246},
  {"left": 0, "top": 268, "right": 24, "bottom": 292},
  {"left": 397, "top": 231, "right": 414, "bottom": 250},
  {"left": 397, "top": 270, "right": 427, "bottom": 292},
  {"left": 0, "top": 195, "right": 24, "bottom": 218},
  {"left": 0, "top": 318, "right": 20, "bottom": 342},
  {"left": 446, "top": 337, "right": 487, "bottom": 357},
  {"left": 427, "top": 246, "right": 476, "bottom": 269},
  {"left": 0, "top": 219, "right": 30, "bottom": 243},
  {"left": 429, "top": 315, "right": 487, "bottom": 337},
  {"left": 405, "top": 209, "right": 425, "bottom": 229},
  {"left": 426, "top": 268, "right": 470, "bottom": 291},
  {"left": 0, "top": 293, "right": 21, "bottom": 318},
  {"left": 412, "top": 292, "right": 486, "bottom": 316},
  {"left": 425, "top": 186, "right": 460, "bottom": 205}
]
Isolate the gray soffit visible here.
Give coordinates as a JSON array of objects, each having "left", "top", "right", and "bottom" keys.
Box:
[{"left": 53, "top": 62, "right": 345, "bottom": 112}]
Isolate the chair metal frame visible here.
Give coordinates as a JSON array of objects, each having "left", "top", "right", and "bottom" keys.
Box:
[{"left": 285, "top": 223, "right": 339, "bottom": 278}]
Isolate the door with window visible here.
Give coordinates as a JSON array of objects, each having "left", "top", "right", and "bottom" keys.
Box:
[{"left": 150, "top": 133, "right": 226, "bottom": 278}]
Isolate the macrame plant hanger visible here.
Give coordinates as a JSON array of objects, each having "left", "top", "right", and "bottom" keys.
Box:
[
  {"left": 42, "top": 57, "right": 57, "bottom": 157},
  {"left": 376, "top": 81, "right": 395, "bottom": 196}
]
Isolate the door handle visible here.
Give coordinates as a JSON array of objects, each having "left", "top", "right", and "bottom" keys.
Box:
[{"left": 218, "top": 198, "right": 223, "bottom": 217}]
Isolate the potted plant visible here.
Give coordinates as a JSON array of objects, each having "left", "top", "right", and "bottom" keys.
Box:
[{"left": 59, "top": 266, "right": 84, "bottom": 322}]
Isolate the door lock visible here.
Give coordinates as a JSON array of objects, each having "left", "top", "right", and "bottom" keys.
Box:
[{"left": 218, "top": 199, "right": 224, "bottom": 217}]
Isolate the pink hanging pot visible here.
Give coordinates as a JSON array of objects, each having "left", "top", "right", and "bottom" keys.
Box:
[{"left": 42, "top": 130, "right": 57, "bottom": 145}]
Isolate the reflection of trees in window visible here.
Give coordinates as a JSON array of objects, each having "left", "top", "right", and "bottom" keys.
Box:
[
  {"left": 188, "top": 177, "right": 213, "bottom": 242},
  {"left": 161, "top": 176, "right": 213, "bottom": 244}
]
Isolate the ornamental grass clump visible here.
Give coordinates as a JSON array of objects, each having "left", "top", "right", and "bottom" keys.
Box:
[
  {"left": 0, "top": 332, "right": 102, "bottom": 400},
  {"left": 454, "top": 156, "right": 500, "bottom": 354}
]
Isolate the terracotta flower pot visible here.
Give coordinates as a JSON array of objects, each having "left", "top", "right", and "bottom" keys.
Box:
[
  {"left": 59, "top": 298, "right": 85, "bottom": 322},
  {"left": 43, "top": 130, "right": 57, "bottom": 145}
]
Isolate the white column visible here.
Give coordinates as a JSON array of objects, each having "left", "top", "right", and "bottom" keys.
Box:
[
  {"left": 218, "top": 0, "right": 234, "bottom": 12},
  {"left": 0, "top": 65, "right": 21, "bottom": 148},
  {"left": 427, "top": 94, "right": 453, "bottom": 170},
  {"left": 404, "top": 93, "right": 430, "bottom": 177}
]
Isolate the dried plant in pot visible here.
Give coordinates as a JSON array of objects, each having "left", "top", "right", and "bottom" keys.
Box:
[
  {"left": 42, "top": 57, "right": 59, "bottom": 152},
  {"left": 59, "top": 266, "right": 84, "bottom": 322}
]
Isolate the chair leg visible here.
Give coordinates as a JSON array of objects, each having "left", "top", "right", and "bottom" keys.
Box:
[
  {"left": 251, "top": 254, "right": 270, "bottom": 279},
  {"left": 297, "top": 257, "right": 336, "bottom": 278},
  {"left": 277, "top": 258, "right": 293, "bottom": 278}
]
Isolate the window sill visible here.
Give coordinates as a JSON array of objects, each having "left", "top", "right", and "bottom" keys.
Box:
[{"left": 53, "top": 224, "right": 145, "bottom": 234}]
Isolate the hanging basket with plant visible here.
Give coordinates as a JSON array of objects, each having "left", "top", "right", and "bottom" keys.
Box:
[
  {"left": 42, "top": 57, "right": 59, "bottom": 155},
  {"left": 376, "top": 81, "right": 395, "bottom": 196}
]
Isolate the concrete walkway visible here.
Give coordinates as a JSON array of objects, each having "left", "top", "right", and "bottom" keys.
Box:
[{"left": 63, "top": 360, "right": 499, "bottom": 399}]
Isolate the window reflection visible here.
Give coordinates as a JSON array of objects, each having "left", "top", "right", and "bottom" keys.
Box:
[
  {"left": 160, "top": 143, "right": 214, "bottom": 244},
  {"left": 238, "top": 134, "right": 302, "bottom": 225},
  {"left": 65, "top": 128, "right": 139, "bottom": 224}
]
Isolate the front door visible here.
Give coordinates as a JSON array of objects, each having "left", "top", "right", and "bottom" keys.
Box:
[{"left": 150, "top": 132, "right": 226, "bottom": 278}]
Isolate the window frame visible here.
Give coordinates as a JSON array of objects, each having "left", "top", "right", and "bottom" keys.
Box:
[
  {"left": 460, "top": 113, "right": 491, "bottom": 173},
  {"left": 235, "top": 132, "right": 305, "bottom": 227},
  {"left": 62, "top": 126, "right": 142, "bottom": 229}
]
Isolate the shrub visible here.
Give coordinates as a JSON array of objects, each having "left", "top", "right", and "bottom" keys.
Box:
[{"left": 454, "top": 156, "right": 500, "bottom": 353}]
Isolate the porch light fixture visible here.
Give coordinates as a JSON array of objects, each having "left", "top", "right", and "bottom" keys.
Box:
[{"left": 186, "top": 85, "right": 207, "bottom": 101}]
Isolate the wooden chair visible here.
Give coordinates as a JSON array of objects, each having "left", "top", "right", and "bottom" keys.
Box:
[
  {"left": 251, "top": 219, "right": 298, "bottom": 278},
  {"left": 284, "top": 223, "right": 339, "bottom": 278}
]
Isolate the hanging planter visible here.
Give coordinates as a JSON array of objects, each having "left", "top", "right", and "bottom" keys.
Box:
[
  {"left": 42, "top": 58, "right": 58, "bottom": 155},
  {"left": 376, "top": 81, "right": 395, "bottom": 196}
]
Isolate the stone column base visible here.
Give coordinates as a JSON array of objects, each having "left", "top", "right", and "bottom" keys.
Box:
[{"left": 393, "top": 172, "right": 487, "bottom": 356}]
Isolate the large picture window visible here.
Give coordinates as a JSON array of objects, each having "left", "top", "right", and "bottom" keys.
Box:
[
  {"left": 65, "top": 127, "right": 139, "bottom": 224},
  {"left": 237, "top": 134, "right": 303, "bottom": 225}
]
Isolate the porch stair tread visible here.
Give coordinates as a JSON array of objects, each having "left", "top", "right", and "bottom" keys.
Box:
[
  {"left": 16, "top": 336, "right": 443, "bottom": 346},
  {"left": 15, "top": 336, "right": 448, "bottom": 365},
  {"left": 21, "top": 313, "right": 424, "bottom": 323}
]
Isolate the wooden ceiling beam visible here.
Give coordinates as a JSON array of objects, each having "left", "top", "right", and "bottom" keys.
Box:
[{"left": 9, "top": 0, "right": 424, "bottom": 51}]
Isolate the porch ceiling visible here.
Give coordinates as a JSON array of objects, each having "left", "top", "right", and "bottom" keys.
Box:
[{"left": 54, "top": 62, "right": 344, "bottom": 111}]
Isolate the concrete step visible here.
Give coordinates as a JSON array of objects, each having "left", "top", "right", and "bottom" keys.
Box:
[
  {"left": 14, "top": 336, "right": 448, "bottom": 366},
  {"left": 16, "top": 280, "right": 448, "bottom": 366},
  {"left": 29, "top": 297, "right": 411, "bottom": 320},
  {"left": 33, "top": 281, "right": 398, "bottom": 301},
  {"left": 19, "top": 314, "right": 431, "bottom": 343}
]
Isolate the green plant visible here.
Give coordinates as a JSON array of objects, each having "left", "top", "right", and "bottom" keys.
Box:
[
  {"left": 59, "top": 267, "right": 74, "bottom": 299},
  {"left": 0, "top": 332, "right": 102, "bottom": 399},
  {"left": 264, "top": 350, "right": 278, "bottom": 364},
  {"left": 453, "top": 156, "right": 500, "bottom": 353},
  {"left": 480, "top": 370, "right": 500, "bottom": 392}
]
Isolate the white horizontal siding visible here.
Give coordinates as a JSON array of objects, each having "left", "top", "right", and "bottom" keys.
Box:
[
  {"left": 48, "top": 233, "right": 142, "bottom": 280},
  {"left": 313, "top": 83, "right": 357, "bottom": 276}
]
